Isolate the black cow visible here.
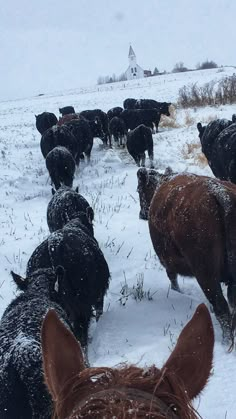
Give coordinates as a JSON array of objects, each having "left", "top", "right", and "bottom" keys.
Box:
[
  {"left": 127, "top": 124, "right": 154, "bottom": 167},
  {"left": 26, "top": 216, "right": 110, "bottom": 347},
  {"left": 59, "top": 106, "right": 75, "bottom": 116},
  {"left": 137, "top": 167, "right": 175, "bottom": 220},
  {"left": 120, "top": 109, "right": 159, "bottom": 131},
  {"left": 40, "top": 125, "right": 78, "bottom": 160},
  {"left": 64, "top": 118, "right": 103, "bottom": 163},
  {"left": 197, "top": 117, "right": 236, "bottom": 181},
  {"left": 45, "top": 146, "right": 76, "bottom": 190},
  {"left": 35, "top": 112, "right": 58, "bottom": 135},
  {"left": 123, "top": 98, "right": 136, "bottom": 109},
  {"left": 107, "top": 106, "right": 123, "bottom": 120},
  {"left": 79, "top": 109, "right": 110, "bottom": 146},
  {"left": 47, "top": 185, "right": 94, "bottom": 233},
  {"left": 108, "top": 116, "right": 127, "bottom": 147},
  {"left": 0, "top": 267, "right": 72, "bottom": 419},
  {"left": 135, "top": 100, "right": 171, "bottom": 116}
]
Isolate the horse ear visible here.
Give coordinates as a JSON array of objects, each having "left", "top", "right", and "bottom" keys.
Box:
[
  {"left": 52, "top": 188, "right": 56, "bottom": 195},
  {"left": 41, "top": 309, "right": 85, "bottom": 400},
  {"left": 75, "top": 186, "right": 79, "bottom": 193},
  {"left": 162, "top": 303, "right": 214, "bottom": 400},
  {"left": 11, "top": 271, "right": 28, "bottom": 291}
]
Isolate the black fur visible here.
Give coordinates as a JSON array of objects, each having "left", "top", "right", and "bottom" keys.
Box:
[
  {"left": 108, "top": 116, "right": 127, "bottom": 147},
  {"left": 59, "top": 106, "right": 75, "bottom": 116},
  {"left": 123, "top": 98, "right": 136, "bottom": 109},
  {"left": 79, "top": 109, "right": 110, "bottom": 146},
  {"left": 35, "top": 112, "right": 58, "bottom": 135},
  {"left": 45, "top": 146, "right": 76, "bottom": 190},
  {"left": 64, "top": 118, "right": 103, "bottom": 163},
  {"left": 197, "top": 118, "right": 236, "bottom": 181},
  {"left": 107, "top": 107, "right": 123, "bottom": 120},
  {"left": 47, "top": 186, "right": 94, "bottom": 233},
  {"left": 0, "top": 268, "right": 72, "bottom": 419},
  {"left": 26, "top": 217, "right": 110, "bottom": 347},
  {"left": 120, "top": 109, "right": 160, "bottom": 131},
  {"left": 40, "top": 125, "right": 78, "bottom": 159},
  {"left": 135, "top": 99, "right": 171, "bottom": 116},
  {"left": 127, "top": 124, "right": 154, "bottom": 167}
]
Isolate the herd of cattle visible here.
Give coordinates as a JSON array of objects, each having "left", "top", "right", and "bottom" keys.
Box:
[
  {"left": 36, "top": 98, "right": 171, "bottom": 189},
  {"left": 1, "top": 95, "right": 236, "bottom": 417}
]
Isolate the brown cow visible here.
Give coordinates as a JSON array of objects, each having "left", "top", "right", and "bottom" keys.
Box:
[
  {"left": 57, "top": 113, "right": 81, "bottom": 126},
  {"left": 137, "top": 167, "right": 174, "bottom": 220},
  {"left": 148, "top": 173, "right": 236, "bottom": 342}
]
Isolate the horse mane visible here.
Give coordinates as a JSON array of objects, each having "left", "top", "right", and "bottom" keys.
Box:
[{"left": 53, "top": 364, "right": 200, "bottom": 418}]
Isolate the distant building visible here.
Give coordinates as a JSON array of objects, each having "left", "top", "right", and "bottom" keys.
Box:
[
  {"left": 125, "top": 45, "right": 144, "bottom": 80},
  {"left": 144, "top": 70, "right": 152, "bottom": 77}
]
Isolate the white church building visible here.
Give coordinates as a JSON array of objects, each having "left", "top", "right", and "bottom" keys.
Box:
[{"left": 124, "top": 45, "right": 144, "bottom": 80}]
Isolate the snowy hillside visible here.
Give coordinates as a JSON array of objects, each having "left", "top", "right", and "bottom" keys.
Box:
[{"left": 0, "top": 67, "right": 236, "bottom": 418}]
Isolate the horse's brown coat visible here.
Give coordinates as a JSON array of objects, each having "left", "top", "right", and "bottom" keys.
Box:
[{"left": 41, "top": 304, "right": 214, "bottom": 419}]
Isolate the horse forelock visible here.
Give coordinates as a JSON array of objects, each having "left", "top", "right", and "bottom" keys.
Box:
[{"left": 53, "top": 365, "right": 199, "bottom": 419}]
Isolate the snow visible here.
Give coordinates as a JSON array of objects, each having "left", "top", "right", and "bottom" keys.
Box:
[{"left": 0, "top": 67, "right": 236, "bottom": 418}]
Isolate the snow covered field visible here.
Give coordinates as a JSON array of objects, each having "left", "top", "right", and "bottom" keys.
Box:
[{"left": 0, "top": 67, "right": 236, "bottom": 418}]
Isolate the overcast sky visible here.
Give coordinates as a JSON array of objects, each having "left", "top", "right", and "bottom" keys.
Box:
[{"left": 1, "top": 0, "right": 235, "bottom": 100}]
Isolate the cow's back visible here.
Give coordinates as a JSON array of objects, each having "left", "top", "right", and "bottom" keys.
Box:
[{"left": 148, "top": 174, "right": 227, "bottom": 276}]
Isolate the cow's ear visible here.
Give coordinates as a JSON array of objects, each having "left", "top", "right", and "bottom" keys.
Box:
[
  {"left": 137, "top": 167, "right": 148, "bottom": 184},
  {"left": 86, "top": 206, "right": 94, "bottom": 223},
  {"left": 197, "top": 122, "right": 203, "bottom": 133},
  {"left": 11, "top": 271, "right": 28, "bottom": 291},
  {"left": 164, "top": 166, "right": 173, "bottom": 176}
]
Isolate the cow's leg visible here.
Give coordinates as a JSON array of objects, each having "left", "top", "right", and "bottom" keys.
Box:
[
  {"left": 148, "top": 150, "right": 154, "bottom": 168},
  {"left": 166, "top": 270, "right": 181, "bottom": 292},
  {"left": 197, "top": 274, "right": 232, "bottom": 343},
  {"left": 140, "top": 153, "right": 146, "bottom": 167},
  {"left": 227, "top": 276, "right": 236, "bottom": 310},
  {"left": 133, "top": 155, "right": 140, "bottom": 166},
  {"left": 95, "top": 296, "right": 104, "bottom": 322},
  {"left": 50, "top": 172, "right": 61, "bottom": 190}
]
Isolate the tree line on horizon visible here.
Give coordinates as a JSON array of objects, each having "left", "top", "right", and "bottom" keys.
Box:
[{"left": 97, "top": 60, "right": 219, "bottom": 85}]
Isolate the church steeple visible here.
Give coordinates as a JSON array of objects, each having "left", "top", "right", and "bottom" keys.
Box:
[
  {"left": 125, "top": 44, "right": 144, "bottom": 80},
  {"left": 128, "top": 45, "right": 136, "bottom": 58},
  {"left": 128, "top": 45, "right": 136, "bottom": 67}
]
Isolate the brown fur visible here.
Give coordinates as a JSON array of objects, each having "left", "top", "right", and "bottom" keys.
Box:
[
  {"left": 149, "top": 173, "right": 236, "bottom": 341},
  {"left": 41, "top": 304, "right": 214, "bottom": 419},
  {"left": 57, "top": 113, "right": 81, "bottom": 126}
]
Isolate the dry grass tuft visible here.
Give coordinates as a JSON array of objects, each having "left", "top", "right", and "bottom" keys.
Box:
[
  {"left": 184, "top": 110, "right": 195, "bottom": 126},
  {"left": 200, "top": 114, "right": 218, "bottom": 124},
  {"left": 159, "top": 105, "right": 181, "bottom": 129},
  {"left": 182, "top": 141, "right": 208, "bottom": 167}
]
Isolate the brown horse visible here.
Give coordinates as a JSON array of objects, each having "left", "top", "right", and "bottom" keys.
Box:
[
  {"left": 148, "top": 173, "right": 236, "bottom": 342},
  {"left": 41, "top": 304, "right": 214, "bottom": 419}
]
